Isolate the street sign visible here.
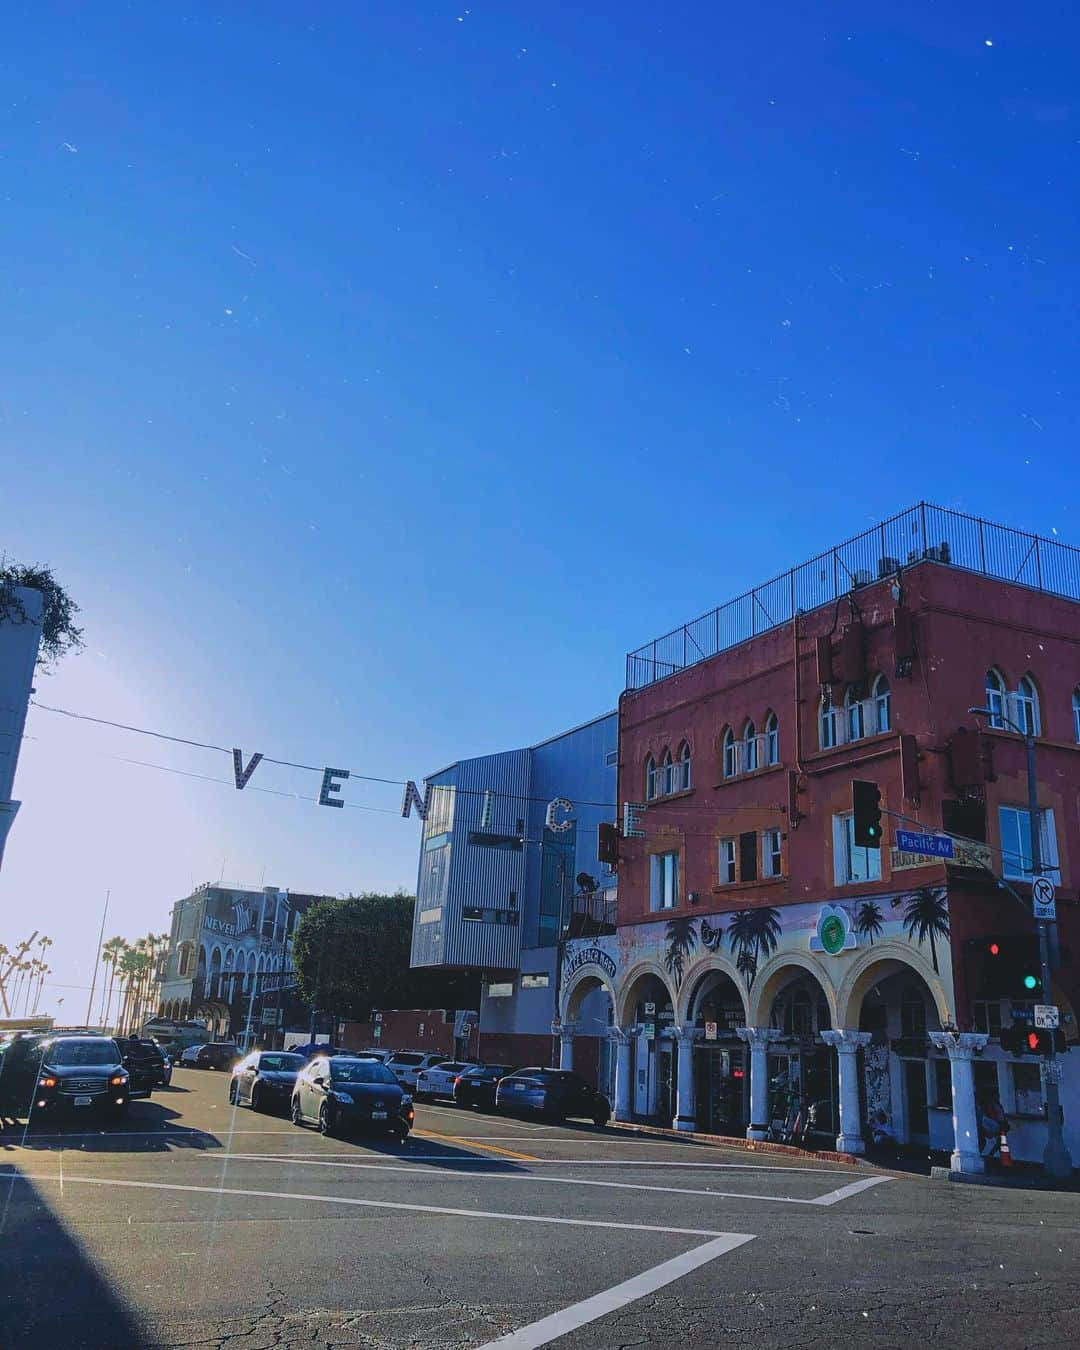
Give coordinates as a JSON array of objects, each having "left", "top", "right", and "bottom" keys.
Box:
[
  {"left": 1032, "top": 877, "right": 1057, "bottom": 921},
  {"left": 704, "top": 1021, "right": 718, "bottom": 1041},
  {"left": 260, "top": 1007, "right": 280, "bottom": 1025},
  {"left": 644, "top": 1002, "right": 656, "bottom": 1015},
  {"left": 1035, "top": 1004, "right": 1060, "bottom": 1030},
  {"left": 895, "top": 829, "right": 954, "bottom": 860},
  {"left": 643, "top": 1022, "right": 656, "bottom": 1040}
]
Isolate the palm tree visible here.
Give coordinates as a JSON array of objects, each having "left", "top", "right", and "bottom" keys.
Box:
[
  {"left": 101, "top": 937, "right": 128, "bottom": 1027},
  {"left": 902, "top": 887, "right": 950, "bottom": 974},
  {"left": 855, "top": 900, "right": 885, "bottom": 946},
  {"left": 663, "top": 917, "right": 699, "bottom": 987},
  {"left": 117, "top": 947, "right": 144, "bottom": 1033}
]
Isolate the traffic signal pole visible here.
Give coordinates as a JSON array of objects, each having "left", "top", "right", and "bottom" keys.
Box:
[{"left": 1024, "top": 731, "right": 1073, "bottom": 1179}]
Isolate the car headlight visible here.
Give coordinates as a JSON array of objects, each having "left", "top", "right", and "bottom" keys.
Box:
[
  {"left": 331, "top": 1091, "right": 353, "bottom": 1104},
  {"left": 110, "top": 1074, "right": 128, "bottom": 1087},
  {"left": 38, "top": 1074, "right": 58, "bottom": 1089}
]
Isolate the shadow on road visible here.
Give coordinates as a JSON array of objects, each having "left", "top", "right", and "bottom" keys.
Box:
[
  {"left": 0, "top": 1169, "right": 149, "bottom": 1347},
  {"left": 0, "top": 1098, "right": 224, "bottom": 1153}
]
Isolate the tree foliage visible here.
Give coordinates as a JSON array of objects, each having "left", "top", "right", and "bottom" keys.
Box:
[
  {"left": 292, "top": 892, "right": 480, "bottom": 1021},
  {"left": 0, "top": 560, "right": 84, "bottom": 667}
]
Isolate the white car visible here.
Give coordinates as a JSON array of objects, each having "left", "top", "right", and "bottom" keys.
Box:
[
  {"left": 385, "top": 1051, "right": 447, "bottom": 1091},
  {"left": 415, "top": 1061, "right": 475, "bottom": 1103},
  {"left": 180, "top": 1044, "right": 206, "bottom": 1066}
]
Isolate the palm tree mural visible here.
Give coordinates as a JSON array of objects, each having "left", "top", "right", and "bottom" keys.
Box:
[
  {"left": 855, "top": 900, "right": 885, "bottom": 946},
  {"left": 902, "top": 887, "right": 950, "bottom": 974},
  {"left": 664, "top": 917, "right": 698, "bottom": 987},
  {"left": 727, "top": 907, "right": 782, "bottom": 987}
]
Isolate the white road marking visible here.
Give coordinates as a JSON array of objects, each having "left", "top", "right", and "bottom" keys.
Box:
[
  {"left": 228, "top": 1151, "right": 854, "bottom": 1175},
  {"left": 475, "top": 1232, "right": 755, "bottom": 1350},
  {"left": 8, "top": 1173, "right": 730, "bottom": 1237},
  {"left": 197, "top": 1153, "right": 873, "bottom": 1206},
  {"left": 809, "top": 1175, "right": 892, "bottom": 1206}
]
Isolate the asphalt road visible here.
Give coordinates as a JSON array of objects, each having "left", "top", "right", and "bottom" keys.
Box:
[{"left": 1, "top": 1069, "right": 1077, "bottom": 1349}]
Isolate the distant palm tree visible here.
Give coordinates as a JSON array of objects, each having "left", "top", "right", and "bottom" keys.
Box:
[
  {"left": 100, "top": 937, "right": 127, "bottom": 1027},
  {"left": 855, "top": 900, "right": 885, "bottom": 946},
  {"left": 902, "top": 887, "right": 950, "bottom": 974},
  {"left": 663, "top": 917, "right": 698, "bottom": 987}
]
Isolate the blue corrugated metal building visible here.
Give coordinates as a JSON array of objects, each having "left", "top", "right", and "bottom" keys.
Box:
[{"left": 409, "top": 711, "right": 617, "bottom": 1078}]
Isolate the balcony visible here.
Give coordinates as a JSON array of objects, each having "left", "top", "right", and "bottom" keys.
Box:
[{"left": 563, "top": 889, "right": 617, "bottom": 939}]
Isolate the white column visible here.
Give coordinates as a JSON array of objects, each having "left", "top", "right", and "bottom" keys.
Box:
[
  {"left": 737, "top": 1027, "right": 780, "bottom": 1141},
  {"left": 556, "top": 1021, "right": 577, "bottom": 1072},
  {"left": 673, "top": 1023, "right": 698, "bottom": 1132},
  {"left": 610, "top": 1028, "right": 634, "bottom": 1122},
  {"left": 821, "top": 1029, "right": 872, "bottom": 1154},
  {"left": 930, "top": 1031, "right": 989, "bottom": 1174}
]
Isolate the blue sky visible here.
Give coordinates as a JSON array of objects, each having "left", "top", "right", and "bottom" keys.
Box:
[{"left": 2, "top": 4, "right": 1078, "bottom": 1014}]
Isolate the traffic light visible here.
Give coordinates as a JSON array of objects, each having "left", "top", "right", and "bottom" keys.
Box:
[
  {"left": 1006, "top": 1023, "right": 1066, "bottom": 1055},
  {"left": 852, "top": 779, "right": 883, "bottom": 849},
  {"left": 971, "top": 935, "right": 1042, "bottom": 1000},
  {"left": 597, "top": 821, "right": 619, "bottom": 866}
]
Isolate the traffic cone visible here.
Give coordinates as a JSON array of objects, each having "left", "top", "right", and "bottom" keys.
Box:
[{"left": 999, "top": 1132, "right": 1013, "bottom": 1168}]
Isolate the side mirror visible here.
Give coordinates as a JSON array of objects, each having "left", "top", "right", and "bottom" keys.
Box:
[{"left": 313, "top": 1074, "right": 326, "bottom": 1086}]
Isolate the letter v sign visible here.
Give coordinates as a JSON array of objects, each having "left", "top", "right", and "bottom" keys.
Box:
[{"left": 232, "top": 748, "right": 263, "bottom": 790}]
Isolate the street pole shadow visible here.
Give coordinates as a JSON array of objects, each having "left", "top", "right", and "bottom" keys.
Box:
[{"left": 0, "top": 1169, "right": 149, "bottom": 1347}]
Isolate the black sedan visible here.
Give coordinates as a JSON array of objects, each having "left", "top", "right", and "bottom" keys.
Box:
[
  {"left": 29, "top": 1036, "right": 131, "bottom": 1120},
  {"left": 229, "top": 1050, "right": 304, "bottom": 1112},
  {"left": 495, "top": 1068, "right": 611, "bottom": 1126},
  {"left": 291, "top": 1056, "right": 414, "bottom": 1139},
  {"left": 452, "top": 1064, "right": 513, "bottom": 1112}
]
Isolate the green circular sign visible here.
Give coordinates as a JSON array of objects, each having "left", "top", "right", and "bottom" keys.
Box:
[{"left": 820, "top": 914, "right": 847, "bottom": 956}]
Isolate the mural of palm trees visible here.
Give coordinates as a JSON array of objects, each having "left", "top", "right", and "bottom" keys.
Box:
[
  {"left": 902, "top": 887, "right": 950, "bottom": 974},
  {"left": 727, "top": 907, "right": 782, "bottom": 987},
  {"left": 855, "top": 900, "right": 885, "bottom": 946},
  {"left": 663, "top": 917, "right": 698, "bottom": 987}
]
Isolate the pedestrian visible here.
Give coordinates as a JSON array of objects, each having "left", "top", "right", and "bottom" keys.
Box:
[
  {"left": 980, "top": 1097, "right": 1008, "bottom": 1162},
  {"left": 867, "top": 1107, "right": 897, "bottom": 1154}
]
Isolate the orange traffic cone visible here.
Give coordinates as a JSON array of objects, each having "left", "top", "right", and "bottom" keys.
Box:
[{"left": 999, "top": 1132, "right": 1013, "bottom": 1167}]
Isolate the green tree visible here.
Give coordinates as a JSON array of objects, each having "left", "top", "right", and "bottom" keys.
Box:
[
  {"left": 902, "top": 887, "right": 950, "bottom": 974},
  {"left": 292, "top": 893, "right": 479, "bottom": 1022},
  {"left": 0, "top": 560, "right": 83, "bottom": 667}
]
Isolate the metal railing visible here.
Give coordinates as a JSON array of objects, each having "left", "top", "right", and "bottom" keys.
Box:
[{"left": 625, "top": 502, "right": 1080, "bottom": 691}]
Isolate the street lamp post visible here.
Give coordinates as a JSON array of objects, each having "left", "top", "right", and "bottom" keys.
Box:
[{"left": 970, "top": 705, "right": 1073, "bottom": 1178}]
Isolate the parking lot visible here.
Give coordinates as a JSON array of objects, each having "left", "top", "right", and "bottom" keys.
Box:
[{"left": 2, "top": 1068, "right": 1078, "bottom": 1349}]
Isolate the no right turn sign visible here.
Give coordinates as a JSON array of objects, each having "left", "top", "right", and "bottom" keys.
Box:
[{"left": 1032, "top": 876, "right": 1057, "bottom": 921}]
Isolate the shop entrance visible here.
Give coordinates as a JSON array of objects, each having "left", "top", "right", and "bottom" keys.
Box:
[
  {"left": 694, "top": 1044, "right": 746, "bottom": 1134},
  {"left": 766, "top": 971, "right": 838, "bottom": 1147}
]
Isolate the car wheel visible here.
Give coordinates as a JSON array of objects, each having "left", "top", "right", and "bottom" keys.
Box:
[
  {"left": 393, "top": 1124, "right": 410, "bottom": 1141},
  {"left": 228, "top": 1080, "right": 238, "bottom": 1105},
  {"left": 318, "top": 1103, "right": 335, "bottom": 1137},
  {"left": 592, "top": 1108, "right": 610, "bottom": 1127},
  {"left": 290, "top": 1096, "right": 304, "bottom": 1127},
  {"left": 251, "top": 1084, "right": 263, "bottom": 1113}
]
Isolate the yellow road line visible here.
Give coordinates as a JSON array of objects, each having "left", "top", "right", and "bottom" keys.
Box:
[{"left": 414, "top": 1128, "right": 538, "bottom": 1162}]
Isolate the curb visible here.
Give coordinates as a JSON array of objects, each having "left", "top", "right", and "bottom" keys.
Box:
[
  {"left": 930, "top": 1164, "right": 1080, "bottom": 1191},
  {"left": 607, "top": 1119, "right": 861, "bottom": 1166}
]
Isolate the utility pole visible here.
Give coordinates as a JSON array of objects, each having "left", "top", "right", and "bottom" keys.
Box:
[
  {"left": 971, "top": 706, "right": 1072, "bottom": 1179},
  {"left": 84, "top": 892, "right": 110, "bottom": 1028}
]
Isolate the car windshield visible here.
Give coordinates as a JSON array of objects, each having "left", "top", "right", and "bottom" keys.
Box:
[
  {"left": 330, "top": 1061, "right": 397, "bottom": 1086},
  {"left": 388, "top": 1053, "right": 423, "bottom": 1066},
  {"left": 259, "top": 1054, "right": 303, "bottom": 1072},
  {"left": 45, "top": 1040, "right": 118, "bottom": 1067}
]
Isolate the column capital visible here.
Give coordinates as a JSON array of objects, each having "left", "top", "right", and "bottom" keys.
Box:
[
  {"left": 736, "top": 1026, "right": 781, "bottom": 1050},
  {"left": 672, "top": 1022, "right": 700, "bottom": 1043},
  {"left": 554, "top": 1021, "right": 578, "bottom": 1041},
  {"left": 820, "top": 1029, "right": 872, "bottom": 1055},
  {"left": 929, "top": 1031, "right": 988, "bottom": 1062},
  {"left": 607, "top": 1026, "right": 634, "bottom": 1045}
]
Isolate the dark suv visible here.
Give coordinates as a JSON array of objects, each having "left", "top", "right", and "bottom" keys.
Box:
[
  {"left": 116, "top": 1037, "right": 169, "bottom": 1094},
  {"left": 27, "top": 1036, "right": 131, "bottom": 1119},
  {"left": 194, "top": 1042, "right": 240, "bottom": 1071}
]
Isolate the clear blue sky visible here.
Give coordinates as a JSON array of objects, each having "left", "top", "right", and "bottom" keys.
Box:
[{"left": 2, "top": 4, "right": 1077, "bottom": 1015}]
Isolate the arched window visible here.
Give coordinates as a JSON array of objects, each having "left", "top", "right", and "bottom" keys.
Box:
[
  {"left": 722, "top": 728, "right": 738, "bottom": 779},
  {"left": 764, "top": 711, "right": 779, "bottom": 765},
  {"left": 678, "top": 741, "right": 692, "bottom": 791},
  {"left": 743, "top": 720, "right": 758, "bottom": 772},
  {"left": 645, "top": 755, "right": 658, "bottom": 801},
  {"left": 1016, "top": 674, "right": 1040, "bottom": 737},
  {"left": 873, "top": 673, "right": 891, "bottom": 733},
  {"left": 661, "top": 748, "right": 675, "bottom": 795},
  {"left": 845, "top": 686, "right": 865, "bottom": 742},
  {"left": 819, "top": 696, "right": 838, "bottom": 750},
  {"left": 1073, "top": 686, "right": 1080, "bottom": 744},
  {"left": 986, "top": 668, "right": 1007, "bottom": 730}
]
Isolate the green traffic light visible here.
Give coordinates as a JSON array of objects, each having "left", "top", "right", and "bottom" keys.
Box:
[{"left": 1023, "top": 974, "right": 1038, "bottom": 990}]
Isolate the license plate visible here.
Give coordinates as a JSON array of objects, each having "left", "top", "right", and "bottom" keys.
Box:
[
  {"left": 371, "top": 1110, "right": 387, "bottom": 1120},
  {"left": 74, "top": 1096, "right": 93, "bottom": 1107}
]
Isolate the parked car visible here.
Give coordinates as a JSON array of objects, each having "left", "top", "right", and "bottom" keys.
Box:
[
  {"left": 452, "top": 1064, "right": 513, "bottom": 1112},
  {"left": 291, "top": 1055, "right": 414, "bottom": 1138},
  {"left": 385, "top": 1050, "right": 447, "bottom": 1091},
  {"left": 229, "top": 1050, "right": 305, "bottom": 1112},
  {"left": 495, "top": 1068, "right": 611, "bottom": 1126},
  {"left": 193, "top": 1042, "right": 240, "bottom": 1071},
  {"left": 116, "top": 1036, "right": 170, "bottom": 1094},
  {"left": 414, "top": 1060, "right": 475, "bottom": 1103},
  {"left": 25, "top": 1035, "right": 131, "bottom": 1120},
  {"left": 179, "top": 1043, "right": 206, "bottom": 1066}
]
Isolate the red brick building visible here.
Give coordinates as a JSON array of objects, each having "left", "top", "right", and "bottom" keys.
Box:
[{"left": 558, "top": 505, "right": 1079, "bottom": 1172}]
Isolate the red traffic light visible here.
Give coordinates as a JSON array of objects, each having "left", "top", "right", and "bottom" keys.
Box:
[
  {"left": 1026, "top": 1030, "right": 1040, "bottom": 1053},
  {"left": 989, "top": 942, "right": 1000, "bottom": 956}
]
